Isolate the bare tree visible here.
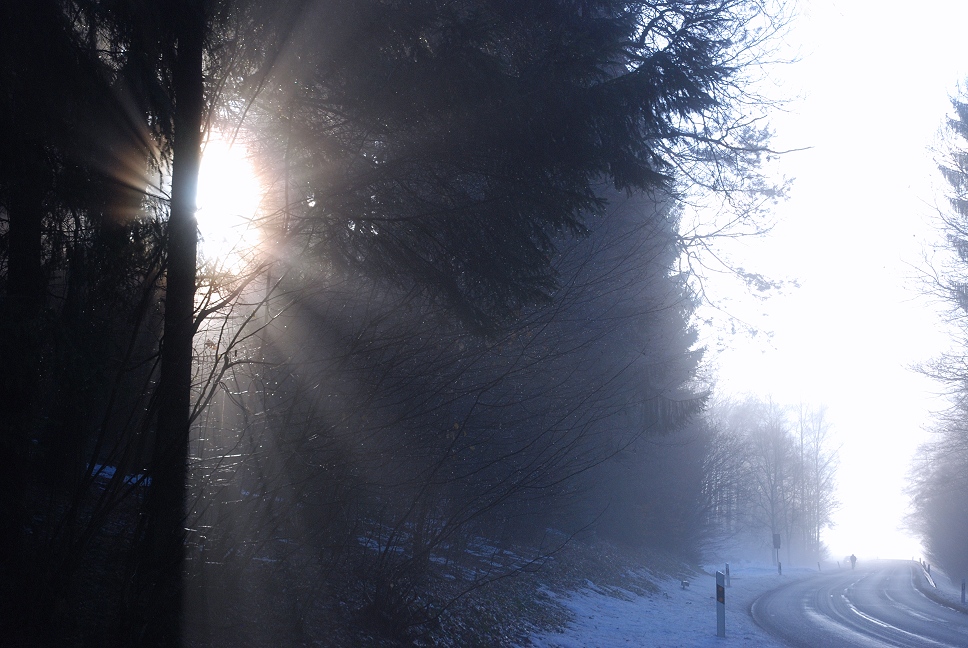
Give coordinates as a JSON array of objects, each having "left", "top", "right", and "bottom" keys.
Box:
[{"left": 702, "top": 397, "right": 837, "bottom": 563}]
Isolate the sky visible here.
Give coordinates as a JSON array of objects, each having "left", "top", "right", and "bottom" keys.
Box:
[{"left": 707, "top": 0, "right": 968, "bottom": 559}]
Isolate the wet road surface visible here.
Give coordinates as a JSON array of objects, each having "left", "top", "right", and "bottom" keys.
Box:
[{"left": 751, "top": 560, "right": 968, "bottom": 647}]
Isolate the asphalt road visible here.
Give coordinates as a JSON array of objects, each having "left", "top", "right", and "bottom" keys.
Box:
[{"left": 750, "top": 559, "right": 968, "bottom": 647}]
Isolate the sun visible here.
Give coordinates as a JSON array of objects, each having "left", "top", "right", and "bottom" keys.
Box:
[{"left": 196, "top": 132, "right": 263, "bottom": 267}]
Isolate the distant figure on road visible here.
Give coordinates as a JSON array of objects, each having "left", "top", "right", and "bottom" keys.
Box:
[{"left": 850, "top": 554, "right": 857, "bottom": 570}]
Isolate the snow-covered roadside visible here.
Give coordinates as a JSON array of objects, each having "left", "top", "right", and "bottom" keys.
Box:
[
  {"left": 527, "top": 564, "right": 815, "bottom": 647},
  {"left": 914, "top": 562, "right": 968, "bottom": 614}
]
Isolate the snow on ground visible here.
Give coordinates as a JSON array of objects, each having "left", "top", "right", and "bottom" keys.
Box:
[
  {"left": 917, "top": 562, "right": 968, "bottom": 613},
  {"left": 528, "top": 563, "right": 815, "bottom": 647}
]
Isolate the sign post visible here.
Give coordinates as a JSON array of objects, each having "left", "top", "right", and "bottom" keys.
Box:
[{"left": 716, "top": 570, "right": 726, "bottom": 638}]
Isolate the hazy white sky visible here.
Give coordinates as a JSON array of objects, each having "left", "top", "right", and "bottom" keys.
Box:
[{"left": 708, "top": 0, "right": 968, "bottom": 559}]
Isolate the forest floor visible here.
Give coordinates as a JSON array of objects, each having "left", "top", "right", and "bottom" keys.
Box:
[
  {"left": 179, "top": 534, "right": 810, "bottom": 647},
  {"left": 521, "top": 544, "right": 801, "bottom": 648},
  {"left": 411, "top": 536, "right": 809, "bottom": 648}
]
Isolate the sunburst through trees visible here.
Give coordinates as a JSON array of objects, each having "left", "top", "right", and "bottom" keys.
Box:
[{"left": 0, "top": 1, "right": 793, "bottom": 645}]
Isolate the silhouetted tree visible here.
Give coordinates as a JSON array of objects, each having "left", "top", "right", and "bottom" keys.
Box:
[
  {"left": 0, "top": 4, "right": 166, "bottom": 641},
  {"left": 248, "top": 0, "right": 784, "bottom": 331},
  {"left": 170, "top": 188, "right": 708, "bottom": 642}
]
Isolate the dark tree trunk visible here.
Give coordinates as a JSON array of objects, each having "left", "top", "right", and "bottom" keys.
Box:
[
  {"left": 0, "top": 108, "right": 50, "bottom": 648},
  {"left": 6, "top": 170, "right": 46, "bottom": 305},
  {"left": 131, "top": 4, "right": 204, "bottom": 646}
]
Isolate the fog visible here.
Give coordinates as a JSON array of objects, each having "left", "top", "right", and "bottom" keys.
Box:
[{"left": 704, "top": 0, "right": 968, "bottom": 561}]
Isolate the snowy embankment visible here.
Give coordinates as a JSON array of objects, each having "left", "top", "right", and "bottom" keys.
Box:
[
  {"left": 528, "top": 564, "right": 815, "bottom": 647},
  {"left": 914, "top": 562, "right": 968, "bottom": 615}
]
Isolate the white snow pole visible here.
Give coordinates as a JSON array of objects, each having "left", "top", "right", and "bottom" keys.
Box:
[{"left": 716, "top": 570, "right": 726, "bottom": 638}]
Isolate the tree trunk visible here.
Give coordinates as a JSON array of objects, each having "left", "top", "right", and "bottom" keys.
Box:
[
  {"left": 131, "top": 4, "right": 204, "bottom": 646},
  {"left": 0, "top": 136, "right": 50, "bottom": 645}
]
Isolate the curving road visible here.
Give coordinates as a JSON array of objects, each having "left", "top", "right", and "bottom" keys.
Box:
[{"left": 751, "top": 560, "right": 968, "bottom": 647}]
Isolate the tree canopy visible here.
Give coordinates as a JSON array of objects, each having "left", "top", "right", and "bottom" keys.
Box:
[{"left": 0, "top": 1, "right": 787, "bottom": 644}]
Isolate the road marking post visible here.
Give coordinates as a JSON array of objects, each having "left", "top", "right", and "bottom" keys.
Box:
[{"left": 716, "top": 570, "right": 726, "bottom": 638}]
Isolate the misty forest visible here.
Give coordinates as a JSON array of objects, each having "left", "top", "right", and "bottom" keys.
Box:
[{"left": 6, "top": 1, "right": 932, "bottom": 646}]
